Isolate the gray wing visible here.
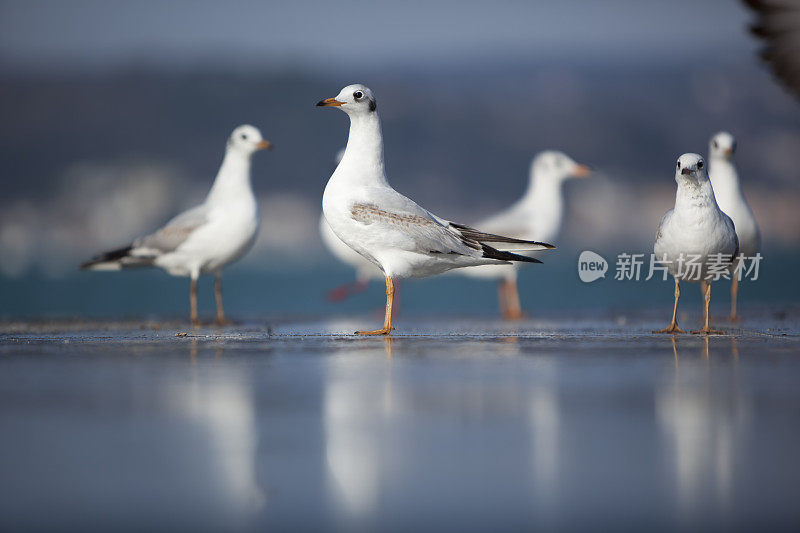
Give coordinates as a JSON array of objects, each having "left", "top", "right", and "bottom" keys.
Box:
[
  {"left": 654, "top": 209, "right": 674, "bottom": 251},
  {"left": 133, "top": 203, "right": 209, "bottom": 255},
  {"left": 744, "top": 0, "right": 800, "bottom": 98},
  {"left": 351, "top": 187, "right": 553, "bottom": 258},
  {"left": 80, "top": 203, "right": 210, "bottom": 270},
  {"left": 350, "top": 197, "right": 477, "bottom": 256}
]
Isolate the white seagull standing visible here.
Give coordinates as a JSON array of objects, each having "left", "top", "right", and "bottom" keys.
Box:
[
  {"left": 81, "top": 125, "right": 272, "bottom": 326},
  {"left": 317, "top": 84, "right": 555, "bottom": 335},
  {"left": 319, "top": 149, "right": 382, "bottom": 300},
  {"left": 457, "top": 151, "right": 591, "bottom": 319},
  {"left": 653, "top": 153, "right": 738, "bottom": 335},
  {"left": 708, "top": 131, "right": 761, "bottom": 321}
]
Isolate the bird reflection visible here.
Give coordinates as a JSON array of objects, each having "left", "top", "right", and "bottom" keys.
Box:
[
  {"left": 168, "top": 342, "right": 265, "bottom": 522},
  {"left": 486, "top": 339, "right": 562, "bottom": 518},
  {"left": 656, "top": 337, "right": 749, "bottom": 526},
  {"left": 526, "top": 356, "right": 561, "bottom": 522},
  {"left": 323, "top": 339, "right": 396, "bottom": 524}
]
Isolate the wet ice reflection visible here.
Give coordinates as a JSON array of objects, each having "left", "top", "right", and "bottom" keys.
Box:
[
  {"left": 320, "top": 338, "right": 567, "bottom": 529},
  {"left": 526, "top": 358, "right": 561, "bottom": 524},
  {"left": 2, "top": 325, "right": 799, "bottom": 532},
  {"left": 655, "top": 337, "right": 750, "bottom": 529},
  {"left": 323, "top": 339, "right": 396, "bottom": 526},
  {"left": 166, "top": 348, "right": 265, "bottom": 517}
]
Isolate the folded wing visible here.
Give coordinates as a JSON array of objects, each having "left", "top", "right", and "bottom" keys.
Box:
[
  {"left": 80, "top": 204, "right": 209, "bottom": 270},
  {"left": 350, "top": 188, "right": 554, "bottom": 263}
]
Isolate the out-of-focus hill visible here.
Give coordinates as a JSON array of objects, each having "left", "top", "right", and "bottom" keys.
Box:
[{"left": 1, "top": 58, "right": 799, "bottom": 277}]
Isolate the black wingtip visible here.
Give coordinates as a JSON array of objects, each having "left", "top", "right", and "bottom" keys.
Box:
[
  {"left": 79, "top": 244, "right": 133, "bottom": 270},
  {"left": 449, "top": 222, "right": 556, "bottom": 250},
  {"left": 480, "top": 244, "right": 543, "bottom": 264}
]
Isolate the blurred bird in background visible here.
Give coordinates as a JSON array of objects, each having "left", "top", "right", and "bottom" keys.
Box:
[
  {"left": 707, "top": 132, "right": 761, "bottom": 321},
  {"left": 320, "top": 215, "right": 382, "bottom": 300},
  {"left": 81, "top": 125, "right": 272, "bottom": 326},
  {"left": 744, "top": 0, "right": 800, "bottom": 99},
  {"left": 457, "top": 151, "right": 591, "bottom": 320}
]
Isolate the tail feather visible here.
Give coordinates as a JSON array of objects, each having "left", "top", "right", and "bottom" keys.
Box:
[
  {"left": 480, "top": 244, "right": 543, "bottom": 264},
  {"left": 450, "top": 223, "right": 555, "bottom": 252},
  {"left": 80, "top": 244, "right": 147, "bottom": 270}
]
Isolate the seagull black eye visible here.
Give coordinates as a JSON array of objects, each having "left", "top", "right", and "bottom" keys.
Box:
[
  {"left": 240, "top": 133, "right": 248, "bottom": 140},
  {"left": 697, "top": 160, "right": 704, "bottom": 169},
  {"left": 353, "top": 91, "right": 363, "bottom": 99},
  {"left": 713, "top": 141, "right": 718, "bottom": 149},
  {"left": 677, "top": 161, "right": 681, "bottom": 169}
]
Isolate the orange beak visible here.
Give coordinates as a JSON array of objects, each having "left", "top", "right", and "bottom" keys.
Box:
[
  {"left": 316, "top": 97, "right": 345, "bottom": 107},
  {"left": 724, "top": 148, "right": 733, "bottom": 157},
  {"left": 257, "top": 140, "right": 273, "bottom": 150},
  {"left": 573, "top": 164, "right": 592, "bottom": 178}
]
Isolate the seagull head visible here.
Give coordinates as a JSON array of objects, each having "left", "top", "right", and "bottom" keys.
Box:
[
  {"left": 227, "top": 125, "right": 272, "bottom": 155},
  {"left": 316, "top": 84, "right": 377, "bottom": 115},
  {"left": 709, "top": 131, "right": 736, "bottom": 160},
  {"left": 675, "top": 153, "right": 708, "bottom": 183},
  {"left": 531, "top": 151, "right": 592, "bottom": 185}
]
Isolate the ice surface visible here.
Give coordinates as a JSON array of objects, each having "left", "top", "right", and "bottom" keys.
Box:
[{"left": 1, "top": 311, "right": 799, "bottom": 532}]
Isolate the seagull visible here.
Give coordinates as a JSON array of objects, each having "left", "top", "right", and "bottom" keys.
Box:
[
  {"left": 319, "top": 149, "right": 382, "bottom": 301},
  {"left": 708, "top": 132, "right": 761, "bottom": 320},
  {"left": 80, "top": 125, "right": 272, "bottom": 326},
  {"left": 316, "top": 84, "right": 555, "bottom": 335},
  {"left": 653, "top": 153, "right": 739, "bottom": 335},
  {"left": 457, "top": 151, "right": 591, "bottom": 320}
]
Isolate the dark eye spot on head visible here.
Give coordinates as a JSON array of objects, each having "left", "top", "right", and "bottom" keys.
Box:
[
  {"left": 697, "top": 160, "right": 704, "bottom": 169},
  {"left": 240, "top": 133, "right": 247, "bottom": 140},
  {"left": 353, "top": 91, "right": 363, "bottom": 99},
  {"left": 368, "top": 98, "right": 376, "bottom": 112},
  {"left": 713, "top": 141, "right": 718, "bottom": 148},
  {"left": 677, "top": 161, "right": 681, "bottom": 169}
]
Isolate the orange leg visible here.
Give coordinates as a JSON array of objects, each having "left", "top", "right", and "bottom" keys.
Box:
[
  {"left": 504, "top": 277, "right": 523, "bottom": 321},
  {"left": 692, "top": 281, "right": 725, "bottom": 335},
  {"left": 391, "top": 280, "right": 401, "bottom": 318},
  {"left": 356, "top": 276, "right": 395, "bottom": 335},
  {"left": 326, "top": 279, "right": 370, "bottom": 302},
  {"left": 190, "top": 277, "right": 200, "bottom": 328},
  {"left": 654, "top": 278, "right": 685, "bottom": 334},
  {"left": 497, "top": 280, "right": 509, "bottom": 318},
  {"left": 214, "top": 274, "right": 231, "bottom": 325},
  {"left": 729, "top": 276, "right": 739, "bottom": 322}
]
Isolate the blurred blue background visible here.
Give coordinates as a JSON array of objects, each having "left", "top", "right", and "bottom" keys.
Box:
[{"left": 1, "top": 0, "right": 798, "bottom": 319}]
